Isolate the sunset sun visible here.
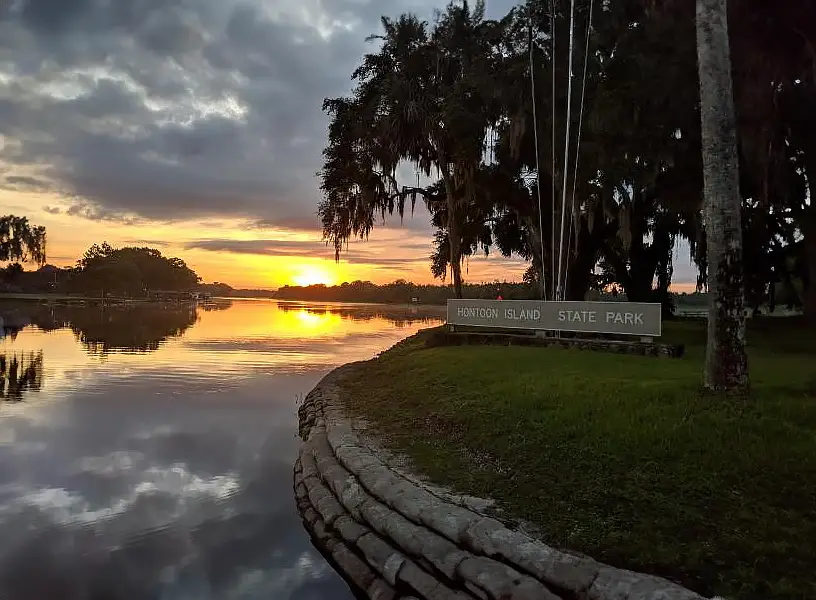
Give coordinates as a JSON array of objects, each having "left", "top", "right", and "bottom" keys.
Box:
[{"left": 292, "top": 265, "right": 336, "bottom": 287}]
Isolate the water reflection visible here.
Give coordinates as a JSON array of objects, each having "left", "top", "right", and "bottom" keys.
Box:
[
  {"left": 64, "top": 305, "right": 199, "bottom": 354},
  {"left": 2, "top": 303, "right": 199, "bottom": 354},
  {"left": 277, "top": 301, "right": 442, "bottom": 328},
  {"left": 200, "top": 299, "right": 234, "bottom": 312},
  {"left": 0, "top": 299, "right": 443, "bottom": 599},
  {"left": 0, "top": 351, "right": 43, "bottom": 401}
]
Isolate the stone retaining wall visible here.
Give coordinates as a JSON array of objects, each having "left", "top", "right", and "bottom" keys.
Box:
[{"left": 294, "top": 366, "right": 708, "bottom": 600}]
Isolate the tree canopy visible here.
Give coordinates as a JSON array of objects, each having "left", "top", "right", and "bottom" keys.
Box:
[
  {"left": 68, "top": 243, "right": 200, "bottom": 297},
  {"left": 318, "top": 0, "right": 816, "bottom": 318}
]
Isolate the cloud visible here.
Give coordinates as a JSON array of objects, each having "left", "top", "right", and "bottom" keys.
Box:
[
  {"left": 123, "top": 239, "right": 171, "bottom": 248},
  {"left": 5, "top": 175, "right": 43, "bottom": 186},
  {"left": 4, "top": 174, "right": 49, "bottom": 192},
  {"left": 249, "top": 215, "right": 322, "bottom": 232},
  {"left": 184, "top": 237, "right": 429, "bottom": 266},
  {"left": 185, "top": 238, "right": 327, "bottom": 256},
  {"left": 0, "top": 0, "right": 519, "bottom": 231},
  {"left": 47, "top": 199, "right": 145, "bottom": 225}
]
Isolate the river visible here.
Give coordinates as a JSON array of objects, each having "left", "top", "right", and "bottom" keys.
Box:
[{"left": 0, "top": 299, "right": 444, "bottom": 600}]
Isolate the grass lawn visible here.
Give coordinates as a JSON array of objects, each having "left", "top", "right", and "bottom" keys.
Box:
[{"left": 336, "top": 318, "right": 816, "bottom": 600}]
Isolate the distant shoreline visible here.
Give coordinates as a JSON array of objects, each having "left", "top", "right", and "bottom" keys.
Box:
[{"left": 0, "top": 292, "right": 201, "bottom": 305}]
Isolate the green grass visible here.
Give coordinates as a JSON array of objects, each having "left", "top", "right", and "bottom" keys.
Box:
[{"left": 337, "top": 319, "right": 816, "bottom": 600}]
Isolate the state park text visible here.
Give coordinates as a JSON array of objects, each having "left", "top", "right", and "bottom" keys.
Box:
[
  {"left": 446, "top": 299, "right": 662, "bottom": 337},
  {"left": 455, "top": 306, "right": 646, "bottom": 326}
]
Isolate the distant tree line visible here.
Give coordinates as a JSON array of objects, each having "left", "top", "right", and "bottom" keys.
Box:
[
  {"left": 271, "top": 279, "right": 718, "bottom": 309},
  {"left": 274, "top": 279, "right": 533, "bottom": 304},
  {"left": 198, "top": 281, "right": 237, "bottom": 297}
]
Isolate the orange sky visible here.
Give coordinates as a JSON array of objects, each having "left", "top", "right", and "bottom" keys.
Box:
[
  {"left": 2, "top": 188, "right": 528, "bottom": 289},
  {"left": 2, "top": 188, "right": 702, "bottom": 292}
]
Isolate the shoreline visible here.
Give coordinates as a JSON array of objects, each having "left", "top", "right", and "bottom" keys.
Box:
[
  {"left": 0, "top": 293, "right": 206, "bottom": 305},
  {"left": 293, "top": 364, "right": 708, "bottom": 600}
]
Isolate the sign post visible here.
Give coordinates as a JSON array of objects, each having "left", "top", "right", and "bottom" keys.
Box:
[{"left": 446, "top": 299, "right": 662, "bottom": 338}]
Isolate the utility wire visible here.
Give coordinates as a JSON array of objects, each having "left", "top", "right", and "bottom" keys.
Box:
[
  {"left": 556, "top": 0, "right": 578, "bottom": 301},
  {"left": 550, "top": 0, "right": 557, "bottom": 301},
  {"left": 529, "top": 2, "right": 547, "bottom": 300},
  {"left": 564, "top": 0, "right": 596, "bottom": 298}
]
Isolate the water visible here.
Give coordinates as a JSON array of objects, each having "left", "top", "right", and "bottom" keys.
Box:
[{"left": 0, "top": 299, "right": 444, "bottom": 600}]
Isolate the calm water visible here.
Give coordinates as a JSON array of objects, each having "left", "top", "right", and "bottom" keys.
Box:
[{"left": 0, "top": 299, "right": 443, "bottom": 600}]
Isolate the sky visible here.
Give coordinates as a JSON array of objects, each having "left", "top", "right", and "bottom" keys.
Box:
[{"left": 0, "top": 0, "right": 698, "bottom": 290}]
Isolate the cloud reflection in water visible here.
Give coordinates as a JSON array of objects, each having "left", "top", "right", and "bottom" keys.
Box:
[{"left": 0, "top": 299, "right": 443, "bottom": 599}]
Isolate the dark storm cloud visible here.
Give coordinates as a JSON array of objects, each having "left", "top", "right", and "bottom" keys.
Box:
[{"left": 0, "top": 0, "right": 519, "bottom": 227}]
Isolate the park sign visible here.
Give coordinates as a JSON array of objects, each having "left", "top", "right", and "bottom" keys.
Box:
[{"left": 446, "top": 299, "right": 662, "bottom": 337}]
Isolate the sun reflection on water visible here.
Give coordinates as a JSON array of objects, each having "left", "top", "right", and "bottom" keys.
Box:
[
  {"left": 0, "top": 299, "right": 445, "bottom": 406},
  {"left": 292, "top": 309, "right": 336, "bottom": 330}
]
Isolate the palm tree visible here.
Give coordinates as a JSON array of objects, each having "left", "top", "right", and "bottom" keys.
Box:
[
  {"left": 319, "top": 1, "right": 505, "bottom": 297},
  {"left": 695, "top": 0, "right": 748, "bottom": 390}
]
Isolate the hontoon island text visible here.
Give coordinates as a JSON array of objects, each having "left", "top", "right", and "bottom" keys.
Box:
[{"left": 455, "top": 306, "right": 646, "bottom": 325}]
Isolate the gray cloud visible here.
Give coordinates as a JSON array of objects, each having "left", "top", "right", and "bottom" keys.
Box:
[
  {"left": 6, "top": 175, "right": 42, "bottom": 186},
  {"left": 0, "top": 0, "right": 518, "bottom": 229},
  {"left": 185, "top": 239, "right": 328, "bottom": 256},
  {"left": 40, "top": 199, "right": 143, "bottom": 225},
  {"left": 184, "top": 237, "right": 432, "bottom": 266},
  {"left": 4, "top": 175, "right": 50, "bottom": 192},
  {"left": 249, "top": 216, "right": 322, "bottom": 232}
]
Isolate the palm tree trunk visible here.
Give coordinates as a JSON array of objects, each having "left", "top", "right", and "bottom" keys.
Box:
[{"left": 696, "top": 0, "right": 748, "bottom": 391}]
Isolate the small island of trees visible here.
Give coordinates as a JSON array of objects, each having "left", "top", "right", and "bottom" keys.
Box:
[{"left": 66, "top": 242, "right": 200, "bottom": 299}]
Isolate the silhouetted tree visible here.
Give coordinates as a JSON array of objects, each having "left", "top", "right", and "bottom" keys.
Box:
[
  {"left": 0, "top": 216, "right": 46, "bottom": 267},
  {"left": 69, "top": 243, "right": 200, "bottom": 298}
]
